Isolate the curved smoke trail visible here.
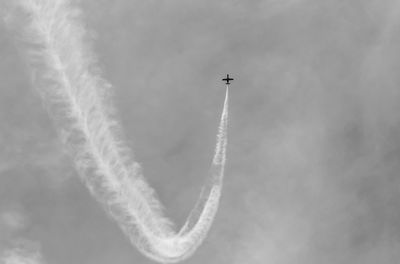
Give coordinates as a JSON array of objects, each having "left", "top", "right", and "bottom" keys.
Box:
[{"left": 6, "top": 0, "right": 229, "bottom": 262}]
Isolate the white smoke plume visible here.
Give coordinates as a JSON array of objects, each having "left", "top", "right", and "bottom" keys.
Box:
[{"left": 5, "top": 0, "right": 229, "bottom": 262}]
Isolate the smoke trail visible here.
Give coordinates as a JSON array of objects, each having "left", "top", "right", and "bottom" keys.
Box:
[{"left": 6, "top": 0, "right": 229, "bottom": 262}]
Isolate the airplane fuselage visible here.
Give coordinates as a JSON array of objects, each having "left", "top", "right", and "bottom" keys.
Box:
[{"left": 222, "top": 74, "right": 233, "bottom": 85}]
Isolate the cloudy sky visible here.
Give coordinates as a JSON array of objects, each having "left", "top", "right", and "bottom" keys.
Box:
[{"left": 2, "top": 0, "right": 400, "bottom": 263}]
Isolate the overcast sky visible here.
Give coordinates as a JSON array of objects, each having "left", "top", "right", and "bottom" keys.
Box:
[{"left": 2, "top": 0, "right": 400, "bottom": 263}]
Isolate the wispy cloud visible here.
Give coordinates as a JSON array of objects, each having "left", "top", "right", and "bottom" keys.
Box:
[
  {"left": 1, "top": 209, "right": 27, "bottom": 233},
  {"left": 1, "top": 240, "right": 45, "bottom": 264},
  {"left": 0, "top": 206, "right": 29, "bottom": 245}
]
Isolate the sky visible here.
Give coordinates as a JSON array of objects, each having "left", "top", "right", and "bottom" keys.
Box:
[{"left": 2, "top": 0, "right": 400, "bottom": 263}]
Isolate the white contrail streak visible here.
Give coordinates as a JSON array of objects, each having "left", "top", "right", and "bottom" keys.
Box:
[{"left": 6, "top": 0, "right": 229, "bottom": 262}]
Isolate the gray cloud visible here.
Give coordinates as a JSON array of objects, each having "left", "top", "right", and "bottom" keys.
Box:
[
  {"left": 1, "top": 239, "right": 45, "bottom": 264},
  {"left": 2, "top": 0, "right": 400, "bottom": 263}
]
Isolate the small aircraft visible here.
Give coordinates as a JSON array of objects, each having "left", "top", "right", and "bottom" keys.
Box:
[{"left": 222, "top": 74, "right": 234, "bottom": 85}]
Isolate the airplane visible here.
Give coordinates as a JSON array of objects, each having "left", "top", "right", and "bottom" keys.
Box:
[{"left": 222, "top": 74, "right": 234, "bottom": 85}]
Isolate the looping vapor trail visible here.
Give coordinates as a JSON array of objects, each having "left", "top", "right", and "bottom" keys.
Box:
[{"left": 6, "top": 0, "right": 229, "bottom": 262}]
